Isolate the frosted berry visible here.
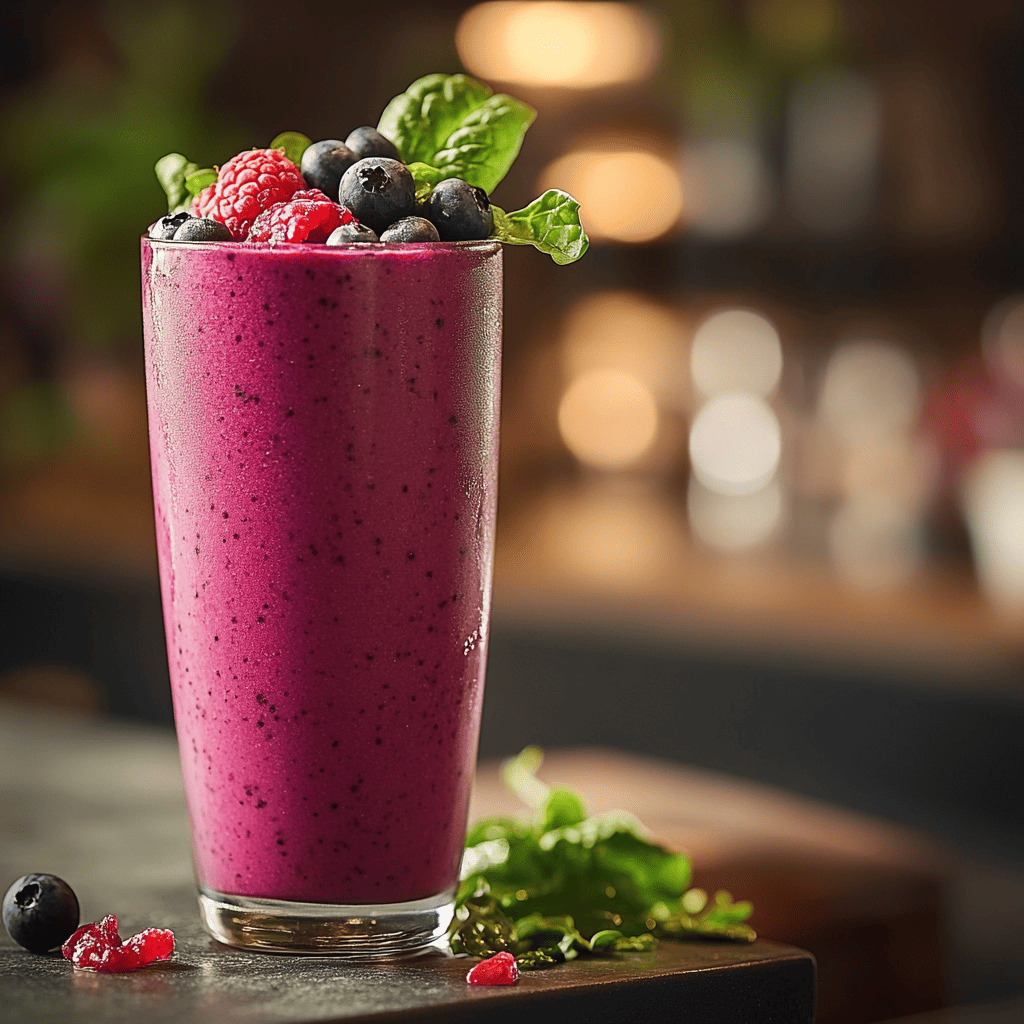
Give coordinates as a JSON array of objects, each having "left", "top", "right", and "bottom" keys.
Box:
[
  {"left": 248, "top": 190, "right": 353, "bottom": 244},
  {"left": 427, "top": 178, "right": 493, "bottom": 241},
  {"left": 326, "top": 221, "right": 379, "bottom": 244},
  {"left": 3, "top": 874, "right": 79, "bottom": 953},
  {"left": 62, "top": 914, "right": 174, "bottom": 973},
  {"left": 174, "top": 218, "right": 232, "bottom": 242},
  {"left": 345, "top": 126, "right": 400, "bottom": 162},
  {"left": 149, "top": 212, "right": 192, "bottom": 240},
  {"left": 466, "top": 951, "right": 519, "bottom": 985},
  {"left": 300, "top": 140, "right": 358, "bottom": 200},
  {"left": 380, "top": 216, "right": 440, "bottom": 243},
  {"left": 338, "top": 158, "right": 415, "bottom": 235},
  {"left": 191, "top": 148, "right": 306, "bottom": 240}
]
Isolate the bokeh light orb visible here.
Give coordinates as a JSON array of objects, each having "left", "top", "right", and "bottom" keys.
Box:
[
  {"left": 690, "top": 309, "right": 783, "bottom": 397},
  {"left": 558, "top": 368, "right": 659, "bottom": 470},
  {"left": 689, "top": 394, "right": 782, "bottom": 496}
]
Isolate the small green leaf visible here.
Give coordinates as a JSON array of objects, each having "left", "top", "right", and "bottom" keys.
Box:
[
  {"left": 270, "top": 132, "right": 312, "bottom": 167},
  {"left": 588, "top": 929, "right": 624, "bottom": 951},
  {"left": 490, "top": 192, "right": 589, "bottom": 265},
  {"left": 378, "top": 73, "right": 535, "bottom": 193},
  {"left": 539, "top": 788, "right": 587, "bottom": 832},
  {"left": 502, "top": 746, "right": 549, "bottom": 810},
  {"left": 155, "top": 153, "right": 199, "bottom": 214},
  {"left": 184, "top": 168, "right": 217, "bottom": 197}
]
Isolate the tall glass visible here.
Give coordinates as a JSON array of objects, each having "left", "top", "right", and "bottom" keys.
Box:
[{"left": 141, "top": 238, "right": 502, "bottom": 955}]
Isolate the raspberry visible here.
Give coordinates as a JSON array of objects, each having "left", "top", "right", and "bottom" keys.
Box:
[
  {"left": 191, "top": 149, "right": 306, "bottom": 241},
  {"left": 248, "top": 190, "right": 354, "bottom": 244},
  {"left": 466, "top": 951, "right": 519, "bottom": 985},
  {"left": 62, "top": 914, "right": 174, "bottom": 973}
]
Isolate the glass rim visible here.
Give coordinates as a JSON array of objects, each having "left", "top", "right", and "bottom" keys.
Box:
[{"left": 142, "top": 236, "right": 503, "bottom": 256}]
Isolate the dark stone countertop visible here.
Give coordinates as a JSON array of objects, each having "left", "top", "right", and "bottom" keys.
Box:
[{"left": 0, "top": 701, "right": 814, "bottom": 1023}]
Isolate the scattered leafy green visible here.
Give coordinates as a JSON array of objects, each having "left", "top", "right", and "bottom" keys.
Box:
[
  {"left": 378, "top": 73, "right": 535, "bottom": 195},
  {"left": 450, "top": 747, "right": 755, "bottom": 969},
  {"left": 270, "top": 131, "right": 312, "bottom": 167},
  {"left": 491, "top": 192, "right": 589, "bottom": 265}
]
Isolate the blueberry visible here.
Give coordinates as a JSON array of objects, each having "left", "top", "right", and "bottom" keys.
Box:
[
  {"left": 3, "top": 874, "right": 80, "bottom": 953},
  {"left": 345, "top": 127, "right": 400, "bottom": 162},
  {"left": 326, "top": 221, "right": 380, "bottom": 244},
  {"left": 174, "top": 218, "right": 232, "bottom": 242},
  {"left": 338, "top": 158, "right": 416, "bottom": 235},
  {"left": 379, "top": 217, "right": 440, "bottom": 243},
  {"left": 149, "top": 212, "right": 192, "bottom": 240},
  {"left": 427, "top": 178, "right": 493, "bottom": 241},
  {"left": 300, "top": 140, "right": 358, "bottom": 200}
]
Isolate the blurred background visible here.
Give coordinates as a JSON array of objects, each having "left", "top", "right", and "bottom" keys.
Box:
[{"left": 0, "top": 1, "right": 1022, "bottom": 1020}]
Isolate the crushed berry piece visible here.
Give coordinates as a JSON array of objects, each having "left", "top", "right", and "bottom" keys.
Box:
[
  {"left": 466, "top": 950, "right": 519, "bottom": 985},
  {"left": 61, "top": 914, "right": 174, "bottom": 973}
]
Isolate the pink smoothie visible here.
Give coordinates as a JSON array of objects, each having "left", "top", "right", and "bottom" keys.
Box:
[{"left": 142, "top": 238, "right": 502, "bottom": 906}]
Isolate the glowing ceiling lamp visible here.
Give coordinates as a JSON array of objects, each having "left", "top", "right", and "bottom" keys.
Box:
[{"left": 456, "top": 2, "right": 661, "bottom": 88}]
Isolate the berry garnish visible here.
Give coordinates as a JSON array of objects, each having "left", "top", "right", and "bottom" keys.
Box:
[
  {"left": 466, "top": 951, "right": 519, "bottom": 985},
  {"left": 300, "top": 140, "right": 358, "bottom": 201},
  {"left": 338, "top": 158, "right": 416, "bottom": 235},
  {"left": 379, "top": 216, "right": 440, "bottom": 243},
  {"left": 191, "top": 148, "right": 306, "bottom": 241},
  {"left": 3, "top": 874, "right": 80, "bottom": 953},
  {"left": 247, "top": 190, "right": 352, "bottom": 244},
  {"left": 149, "top": 212, "right": 192, "bottom": 240},
  {"left": 174, "top": 218, "right": 232, "bottom": 242},
  {"left": 326, "top": 221, "right": 379, "bottom": 245},
  {"left": 345, "top": 126, "right": 400, "bottom": 162},
  {"left": 62, "top": 914, "right": 174, "bottom": 973},
  {"left": 427, "top": 177, "right": 493, "bottom": 242}
]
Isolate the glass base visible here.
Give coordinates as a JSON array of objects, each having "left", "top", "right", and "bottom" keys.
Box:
[{"left": 197, "top": 886, "right": 456, "bottom": 956}]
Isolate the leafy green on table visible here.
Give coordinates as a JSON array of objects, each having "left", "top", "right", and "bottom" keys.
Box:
[{"left": 449, "top": 747, "right": 755, "bottom": 969}]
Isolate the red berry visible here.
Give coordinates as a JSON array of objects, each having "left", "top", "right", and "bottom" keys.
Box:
[
  {"left": 62, "top": 914, "right": 174, "bottom": 973},
  {"left": 248, "top": 189, "right": 354, "bottom": 244},
  {"left": 191, "top": 148, "right": 306, "bottom": 241},
  {"left": 466, "top": 951, "right": 519, "bottom": 985}
]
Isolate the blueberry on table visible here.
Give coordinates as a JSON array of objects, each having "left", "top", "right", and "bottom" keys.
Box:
[
  {"left": 300, "top": 140, "right": 358, "bottom": 200},
  {"left": 338, "top": 158, "right": 416, "bottom": 235},
  {"left": 3, "top": 874, "right": 80, "bottom": 953},
  {"left": 149, "top": 212, "right": 192, "bottom": 240},
  {"left": 325, "top": 221, "right": 380, "bottom": 244},
  {"left": 379, "top": 217, "right": 440, "bottom": 243},
  {"left": 345, "top": 126, "right": 400, "bottom": 162},
  {"left": 174, "top": 218, "right": 232, "bottom": 242},
  {"left": 427, "top": 178, "right": 494, "bottom": 241}
]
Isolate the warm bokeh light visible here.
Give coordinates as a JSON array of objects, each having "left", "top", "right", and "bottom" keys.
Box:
[
  {"left": 688, "top": 478, "right": 785, "bottom": 551},
  {"left": 560, "top": 291, "right": 686, "bottom": 405},
  {"left": 690, "top": 309, "right": 783, "bottom": 398},
  {"left": 456, "top": 2, "right": 661, "bottom": 88},
  {"left": 684, "top": 140, "right": 773, "bottom": 239},
  {"left": 558, "top": 368, "right": 659, "bottom": 470},
  {"left": 828, "top": 494, "right": 923, "bottom": 590},
  {"left": 982, "top": 294, "right": 1024, "bottom": 388},
  {"left": 818, "top": 341, "right": 920, "bottom": 441},
  {"left": 540, "top": 147, "right": 683, "bottom": 243},
  {"left": 535, "top": 482, "right": 686, "bottom": 589},
  {"left": 689, "top": 394, "right": 782, "bottom": 496}
]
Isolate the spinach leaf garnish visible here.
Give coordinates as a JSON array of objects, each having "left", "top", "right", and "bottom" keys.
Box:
[{"left": 450, "top": 747, "right": 756, "bottom": 969}]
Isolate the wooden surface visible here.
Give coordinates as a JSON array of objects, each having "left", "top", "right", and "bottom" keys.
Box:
[{"left": 0, "top": 702, "right": 815, "bottom": 1023}]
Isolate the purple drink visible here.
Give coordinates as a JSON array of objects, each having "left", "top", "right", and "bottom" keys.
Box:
[{"left": 141, "top": 238, "right": 502, "bottom": 953}]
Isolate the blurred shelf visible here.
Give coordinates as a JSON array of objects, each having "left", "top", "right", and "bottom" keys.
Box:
[{"left": 493, "top": 508, "right": 1024, "bottom": 686}]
